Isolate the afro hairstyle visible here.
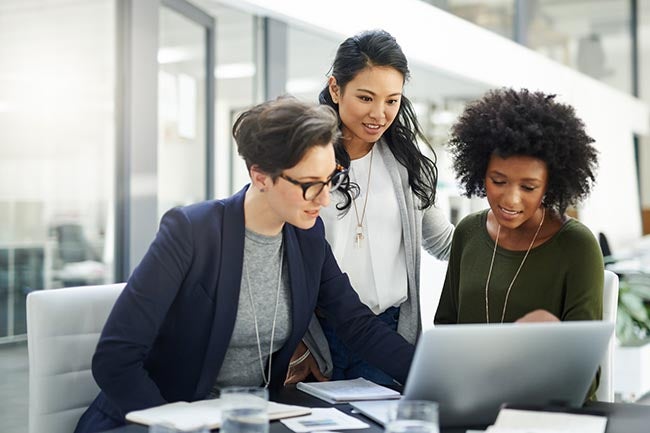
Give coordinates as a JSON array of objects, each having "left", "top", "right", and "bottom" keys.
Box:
[{"left": 448, "top": 87, "right": 598, "bottom": 214}]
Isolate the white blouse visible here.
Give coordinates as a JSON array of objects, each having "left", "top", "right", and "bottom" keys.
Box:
[{"left": 320, "top": 148, "right": 407, "bottom": 314}]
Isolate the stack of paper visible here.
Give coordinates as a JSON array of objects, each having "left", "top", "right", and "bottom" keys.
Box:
[
  {"left": 296, "top": 378, "right": 401, "bottom": 404},
  {"left": 480, "top": 408, "right": 608, "bottom": 433},
  {"left": 126, "top": 399, "right": 311, "bottom": 431}
]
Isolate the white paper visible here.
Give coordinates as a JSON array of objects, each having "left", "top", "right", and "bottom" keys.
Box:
[
  {"left": 280, "top": 408, "right": 370, "bottom": 432},
  {"left": 488, "top": 408, "right": 607, "bottom": 433}
]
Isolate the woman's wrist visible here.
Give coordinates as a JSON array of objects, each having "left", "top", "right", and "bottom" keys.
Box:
[{"left": 289, "top": 348, "right": 311, "bottom": 367}]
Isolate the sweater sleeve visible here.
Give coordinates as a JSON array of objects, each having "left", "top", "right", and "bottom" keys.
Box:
[
  {"left": 434, "top": 258, "right": 459, "bottom": 324},
  {"left": 434, "top": 215, "right": 472, "bottom": 324},
  {"left": 301, "top": 315, "right": 333, "bottom": 377},
  {"left": 421, "top": 205, "right": 454, "bottom": 261},
  {"left": 560, "top": 222, "right": 604, "bottom": 321}
]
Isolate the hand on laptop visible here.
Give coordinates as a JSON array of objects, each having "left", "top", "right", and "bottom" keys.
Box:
[
  {"left": 285, "top": 341, "right": 329, "bottom": 384},
  {"left": 516, "top": 309, "right": 560, "bottom": 323}
]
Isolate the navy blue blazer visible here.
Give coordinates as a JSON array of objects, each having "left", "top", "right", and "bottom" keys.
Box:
[{"left": 75, "top": 186, "right": 414, "bottom": 433}]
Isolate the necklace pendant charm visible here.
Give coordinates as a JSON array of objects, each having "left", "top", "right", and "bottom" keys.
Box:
[{"left": 355, "top": 226, "right": 364, "bottom": 248}]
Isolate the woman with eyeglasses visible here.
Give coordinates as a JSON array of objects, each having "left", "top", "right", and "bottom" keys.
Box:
[
  {"left": 285, "top": 29, "right": 454, "bottom": 386},
  {"left": 74, "top": 97, "right": 415, "bottom": 433}
]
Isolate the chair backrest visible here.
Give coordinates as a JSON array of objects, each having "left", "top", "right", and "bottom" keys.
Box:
[
  {"left": 27, "top": 283, "right": 125, "bottom": 433},
  {"left": 596, "top": 270, "right": 619, "bottom": 402}
]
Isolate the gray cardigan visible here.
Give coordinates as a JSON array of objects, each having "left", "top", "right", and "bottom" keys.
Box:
[{"left": 304, "top": 140, "right": 454, "bottom": 378}]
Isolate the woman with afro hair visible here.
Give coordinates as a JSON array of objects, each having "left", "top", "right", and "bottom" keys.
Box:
[{"left": 435, "top": 87, "right": 603, "bottom": 329}]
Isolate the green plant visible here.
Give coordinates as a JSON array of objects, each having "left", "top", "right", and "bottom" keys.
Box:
[{"left": 616, "top": 272, "right": 650, "bottom": 346}]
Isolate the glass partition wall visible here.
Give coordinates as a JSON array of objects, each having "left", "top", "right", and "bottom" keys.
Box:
[
  {"left": 0, "top": 0, "right": 116, "bottom": 342},
  {"left": 193, "top": 0, "right": 263, "bottom": 197},
  {"left": 0, "top": 0, "right": 261, "bottom": 343},
  {"left": 158, "top": 3, "right": 210, "bottom": 219}
]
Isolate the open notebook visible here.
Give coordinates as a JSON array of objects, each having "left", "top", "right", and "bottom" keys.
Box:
[{"left": 126, "top": 399, "right": 311, "bottom": 431}]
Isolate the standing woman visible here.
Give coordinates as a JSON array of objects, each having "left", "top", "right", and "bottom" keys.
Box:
[
  {"left": 74, "top": 97, "right": 414, "bottom": 433},
  {"left": 286, "top": 30, "right": 454, "bottom": 385}
]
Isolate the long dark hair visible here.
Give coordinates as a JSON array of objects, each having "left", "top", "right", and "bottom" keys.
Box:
[{"left": 319, "top": 29, "right": 438, "bottom": 210}]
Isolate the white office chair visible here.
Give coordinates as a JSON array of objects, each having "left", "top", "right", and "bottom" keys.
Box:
[
  {"left": 26, "top": 283, "right": 125, "bottom": 433},
  {"left": 596, "top": 270, "right": 619, "bottom": 402}
]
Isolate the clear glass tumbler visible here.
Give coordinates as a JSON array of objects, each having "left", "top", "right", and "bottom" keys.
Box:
[
  {"left": 385, "top": 400, "right": 439, "bottom": 433},
  {"left": 220, "top": 386, "right": 269, "bottom": 433}
]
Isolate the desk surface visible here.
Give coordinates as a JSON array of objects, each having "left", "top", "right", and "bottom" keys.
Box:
[
  {"left": 585, "top": 400, "right": 650, "bottom": 433},
  {"left": 103, "top": 387, "right": 650, "bottom": 433}
]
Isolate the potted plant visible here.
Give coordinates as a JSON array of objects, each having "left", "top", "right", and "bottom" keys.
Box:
[
  {"left": 617, "top": 273, "right": 650, "bottom": 343},
  {"left": 613, "top": 272, "right": 650, "bottom": 401}
]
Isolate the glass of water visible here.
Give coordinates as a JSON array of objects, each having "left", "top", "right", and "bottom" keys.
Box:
[
  {"left": 385, "top": 400, "right": 439, "bottom": 433},
  {"left": 220, "top": 386, "right": 269, "bottom": 433}
]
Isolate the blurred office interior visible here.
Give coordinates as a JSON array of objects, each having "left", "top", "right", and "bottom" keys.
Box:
[{"left": 1, "top": 1, "right": 650, "bottom": 432}]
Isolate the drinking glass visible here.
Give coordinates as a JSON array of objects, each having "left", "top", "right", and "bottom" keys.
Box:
[
  {"left": 385, "top": 400, "right": 439, "bottom": 433},
  {"left": 220, "top": 386, "right": 269, "bottom": 433}
]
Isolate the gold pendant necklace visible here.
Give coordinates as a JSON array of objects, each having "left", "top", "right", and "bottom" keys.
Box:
[
  {"left": 351, "top": 149, "right": 374, "bottom": 248},
  {"left": 485, "top": 207, "right": 545, "bottom": 323}
]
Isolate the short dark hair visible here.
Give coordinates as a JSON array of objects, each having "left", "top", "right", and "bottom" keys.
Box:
[
  {"left": 319, "top": 29, "right": 439, "bottom": 209},
  {"left": 449, "top": 88, "right": 598, "bottom": 214},
  {"left": 233, "top": 97, "right": 341, "bottom": 179}
]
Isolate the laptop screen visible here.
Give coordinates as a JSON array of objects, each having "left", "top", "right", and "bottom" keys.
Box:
[{"left": 403, "top": 321, "right": 614, "bottom": 427}]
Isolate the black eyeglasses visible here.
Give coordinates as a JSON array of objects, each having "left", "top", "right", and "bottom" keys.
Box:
[{"left": 280, "top": 165, "right": 349, "bottom": 201}]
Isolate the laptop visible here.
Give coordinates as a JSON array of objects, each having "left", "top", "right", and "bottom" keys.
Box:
[{"left": 399, "top": 321, "right": 614, "bottom": 427}]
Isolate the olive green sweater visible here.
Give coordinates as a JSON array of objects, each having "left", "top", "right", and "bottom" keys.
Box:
[
  {"left": 434, "top": 209, "right": 604, "bottom": 400},
  {"left": 435, "top": 210, "right": 603, "bottom": 324}
]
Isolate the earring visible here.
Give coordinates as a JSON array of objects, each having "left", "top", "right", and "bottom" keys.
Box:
[{"left": 260, "top": 188, "right": 265, "bottom": 193}]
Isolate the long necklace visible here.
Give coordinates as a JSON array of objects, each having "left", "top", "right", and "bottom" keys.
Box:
[
  {"left": 244, "top": 243, "right": 283, "bottom": 388},
  {"left": 351, "top": 148, "right": 374, "bottom": 248},
  {"left": 485, "top": 207, "right": 545, "bottom": 323}
]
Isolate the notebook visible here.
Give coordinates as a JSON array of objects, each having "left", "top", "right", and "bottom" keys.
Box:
[
  {"left": 297, "top": 377, "right": 400, "bottom": 404},
  {"left": 402, "top": 321, "right": 614, "bottom": 427}
]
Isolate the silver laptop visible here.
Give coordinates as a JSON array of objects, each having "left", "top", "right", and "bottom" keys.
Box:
[{"left": 402, "top": 321, "right": 614, "bottom": 427}]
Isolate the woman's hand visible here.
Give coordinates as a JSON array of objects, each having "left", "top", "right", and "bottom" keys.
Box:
[
  {"left": 284, "top": 341, "right": 328, "bottom": 384},
  {"left": 516, "top": 309, "right": 560, "bottom": 323}
]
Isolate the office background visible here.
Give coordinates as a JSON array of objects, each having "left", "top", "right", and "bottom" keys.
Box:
[{"left": 1, "top": 1, "right": 649, "bottom": 432}]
